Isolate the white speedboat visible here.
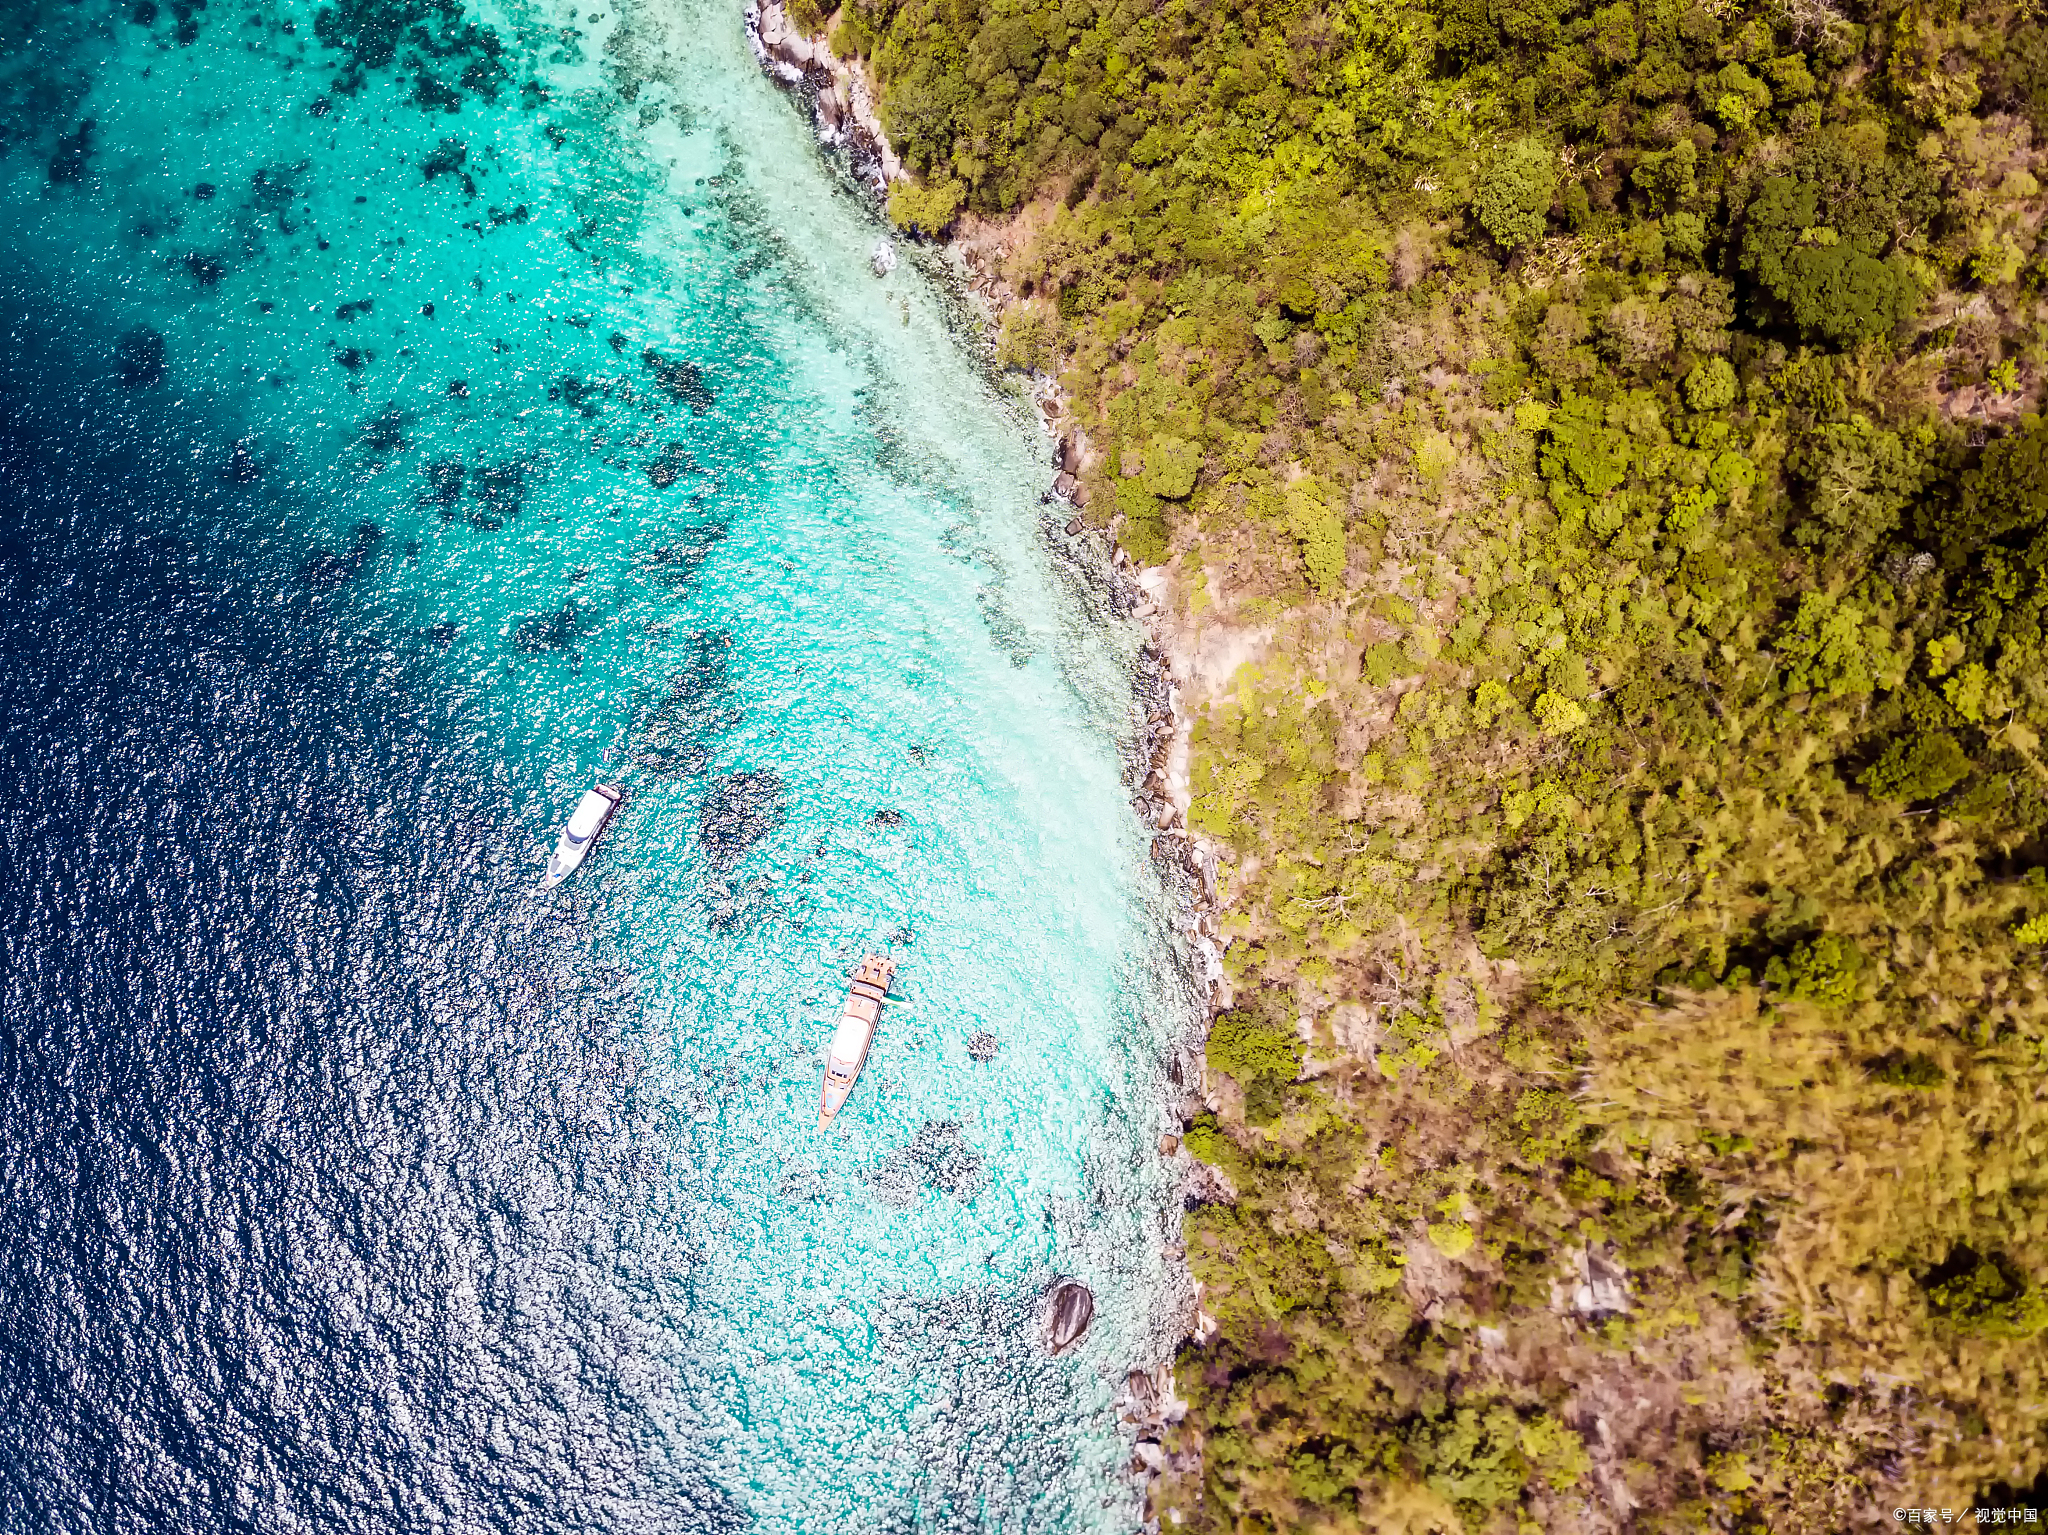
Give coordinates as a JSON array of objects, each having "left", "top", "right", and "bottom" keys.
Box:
[
  {"left": 818, "top": 953, "right": 896, "bottom": 1130},
  {"left": 539, "top": 783, "right": 622, "bottom": 890}
]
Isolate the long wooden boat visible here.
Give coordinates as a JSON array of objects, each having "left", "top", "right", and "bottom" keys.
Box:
[{"left": 819, "top": 953, "right": 896, "bottom": 1130}]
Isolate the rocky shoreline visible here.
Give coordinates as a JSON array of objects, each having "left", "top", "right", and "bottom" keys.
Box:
[
  {"left": 740, "top": 2, "right": 1227, "bottom": 987},
  {"left": 742, "top": 5, "right": 1232, "bottom": 977},
  {"left": 743, "top": 2, "right": 900, "bottom": 187},
  {"left": 743, "top": 4, "right": 1231, "bottom": 1518}
]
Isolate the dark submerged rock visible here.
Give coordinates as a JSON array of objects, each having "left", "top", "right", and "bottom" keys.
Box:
[
  {"left": 115, "top": 326, "right": 166, "bottom": 388},
  {"left": 511, "top": 602, "right": 587, "bottom": 653},
  {"left": 48, "top": 120, "right": 95, "bottom": 185},
  {"left": 548, "top": 373, "right": 602, "bottom": 418},
  {"left": 656, "top": 632, "right": 732, "bottom": 710},
  {"left": 412, "top": 73, "right": 461, "bottom": 113},
  {"left": 248, "top": 161, "right": 307, "bottom": 215},
  {"left": 698, "top": 770, "right": 784, "bottom": 870},
  {"left": 357, "top": 404, "right": 410, "bottom": 453},
  {"left": 303, "top": 522, "right": 383, "bottom": 588},
  {"left": 631, "top": 635, "right": 728, "bottom": 780},
  {"left": 459, "top": 55, "right": 510, "bottom": 104},
  {"left": 222, "top": 439, "right": 261, "bottom": 483},
  {"left": 644, "top": 441, "right": 698, "bottom": 487},
  {"left": 967, "top": 1032, "right": 998, "bottom": 1063},
  {"left": 862, "top": 1122, "right": 988, "bottom": 1208},
  {"left": 641, "top": 348, "right": 715, "bottom": 414},
  {"left": 315, "top": 0, "right": 510, "bottom": 103},
  {"left": 420, "top": 137, "right": 468, "bottom": 182},
  {"left": 183, "top": 252, "right": 226, "bottom": 286},
  {"left": 421, "top": 458, "right": 465, "bottom": 506},
  {"left": 643, "top": 523, "right": 727, "bottom": 584},
  {"left": 471, "top": 460, "right": 525, "bottom": 526},
  {"left": 775, "top": 1163, "right": 833, "bottom": 1205}
]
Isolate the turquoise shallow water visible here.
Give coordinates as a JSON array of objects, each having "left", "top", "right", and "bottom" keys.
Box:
[{"left": 0, "top": 0, "right": 1197, "bottom": 1528}]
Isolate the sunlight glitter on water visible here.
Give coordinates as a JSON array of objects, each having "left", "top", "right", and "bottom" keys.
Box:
[{"left": 0, "top": 0, "right": 1196, "bottom": 1528}]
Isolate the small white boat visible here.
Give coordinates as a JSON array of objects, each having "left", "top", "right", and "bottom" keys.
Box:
[
  {"left": 539, "top": 783, "right": 622, "bottom": 890},
  {"left": 819, "top": 953, "right": 896, "bottom": 1130}
]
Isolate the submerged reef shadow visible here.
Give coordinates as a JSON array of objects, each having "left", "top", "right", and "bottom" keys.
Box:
[
  {"left": 697, "top": 768, "right": 783, "bottom": 871},
  {"left": 630, "top": 630, "right": 735, "bottom": 780},
  {"left": 511, "top": 600, "right": 597, "bottom": 654},
  {"left": 641, "top": 520, "right": 728, "bottom": 587},
  {"left": 870, "top": 1281, "right": 1091, "bottom": 1526},
  {"left": 862, "top": 1120, "right": 988, "bottom": 1209}
]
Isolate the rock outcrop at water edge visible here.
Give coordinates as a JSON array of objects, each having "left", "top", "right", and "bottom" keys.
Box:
[
  {"left": 744, "top": 2, "right": 901, "bottom": 188},
  {"left": 1042, "top": 1279, "right": 1094, "bottom": 1355}
]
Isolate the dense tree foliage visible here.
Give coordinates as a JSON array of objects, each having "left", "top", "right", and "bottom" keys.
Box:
[{"left": 803, "top": 0, "right": 2048, "bottom": 1524}]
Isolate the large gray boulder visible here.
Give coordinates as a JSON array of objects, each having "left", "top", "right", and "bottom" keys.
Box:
[{"left": 1044, "top": 1279, "right": 1094, "bottom": 1355}]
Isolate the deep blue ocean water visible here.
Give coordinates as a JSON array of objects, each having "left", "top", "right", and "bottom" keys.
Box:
[{"left": 0, "top": 2, "right": 1197, "bottom": 1529}]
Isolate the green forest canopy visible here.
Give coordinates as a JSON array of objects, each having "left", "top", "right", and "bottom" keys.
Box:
[{"left": 800, "top": 0, "right": 2048, "bottom": 1526}]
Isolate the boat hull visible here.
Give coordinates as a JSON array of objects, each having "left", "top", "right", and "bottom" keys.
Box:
[
  {"left": 539, "top": 783, "right": 621, "bottom": 889},
  {"left": 816, "top": 954, "right": 895, "bottom": 1129},
  {"left": 537, "top": 847, "right": 586, "bottom": 890}
]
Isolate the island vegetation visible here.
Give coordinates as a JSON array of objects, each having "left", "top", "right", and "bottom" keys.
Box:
[{"left": 786, "top": 0, "right": 2048, "bottom": 1525}]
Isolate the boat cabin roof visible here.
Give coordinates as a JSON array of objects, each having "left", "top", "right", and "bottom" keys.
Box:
[
  {"left": 829, "top": 1011, "right": 873, "bottom": 1062},
  {"left": 564, "top": 787, "right": 616, "bottom": 838}
]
